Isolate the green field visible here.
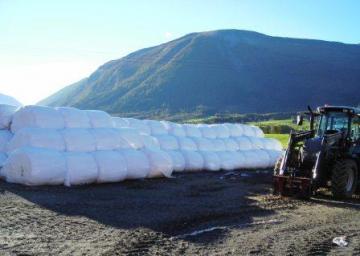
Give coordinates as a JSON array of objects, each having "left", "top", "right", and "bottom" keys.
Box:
[{"left": 265, "top": 133, "right": 289, "bottom": 148}]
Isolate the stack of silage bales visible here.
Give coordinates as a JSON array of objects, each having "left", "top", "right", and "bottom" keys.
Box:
[
  {"left": 0, "top": 104, "right": 283, "bottom": 186},
  {"left": 0, "top": 94, "right": 22, "bottom": 170}
]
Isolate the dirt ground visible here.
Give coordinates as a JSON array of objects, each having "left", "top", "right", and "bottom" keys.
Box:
[{"left": 0, "top": 170, "right": 359, "bottom": 256}]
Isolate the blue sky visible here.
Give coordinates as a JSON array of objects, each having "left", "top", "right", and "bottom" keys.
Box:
[{"left": 1, "top": 0, "right": 359, "bottom": 104}]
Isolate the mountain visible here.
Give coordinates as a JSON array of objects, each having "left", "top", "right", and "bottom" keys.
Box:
[{"left": 39, "top": 29, "right": 360, "bottom": 117}]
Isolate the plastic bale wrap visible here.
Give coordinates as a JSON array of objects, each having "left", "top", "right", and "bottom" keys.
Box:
[
  {"left": 217, "top": 151, "right": 237, "bottom": 170},
  {"left": 184, "top": 124, "right": 202, "bottom": 138},
  {"left": 56, "top": 107, "right": 91, "bottom": 128},
  {"left": 142, "top": 148, "right": 173, "bottom": 178},
  {"left": 253, "top": 126, "right": 265, "bottom": 138},
  {"left": 86, "top": 110, "right": 113, "bottom": 128},
  {"left": 64, "top": 152, "right": 98, "bottom": 186},
  {"left": 116, "top": 128, "right": 144, "bottom": 149},
  {"left": 7, "top": 128, "right": 65, "bottom": 153},
  {"left": 256, "top": 150, "right": 272, "bottom": 168},
  {"left": 0, "top": 130, "right": 13, "bottom": 152},
  {"left": 266, "top": 150, "right": 283, "bottom": 166},
  {"left": 61, "top": 128, "right": 96, "bottom": 152},
  {"left": 213, "top": 124, "right": 230, "bottom": 138},
  {"left": 199, "top": 151, "right": 221, "bottom": 171},
  {"left": 91, "top": 128, "right": 130, "bottom": 150},
  {"left": 198, "top": 125, "right": 217, "bottom": 139},
  {"left": 93, "top": 151, "right": 127, "bottom": 183},
  {"left": 0, "top": 152, "right": 7, "bottom": 168},
  {"left": 168, "top": 123, "right": 186, "bottom": 137},
  {"left": 212, "top": 139, "right": 227, "bottom": 152},
  {"left": 224, "top": 123, "right": 243, "bottom": 137},
  {"left": 177, "top": 137, "right": 197, "bottom": 151},
  {"left": 232, "top": 151, "right": 247, "bottom": 169},
  {"left": 11, "top": 105, "right": 65, "bottom": 133},
  {"left": 141, "top": 134, "right": 160, "bottom": 150},
  {"left": 0, "top": 104, "right": 18, "bottom": 129},
  {"left": 2, "top": 147, "right": 66, "bottom": 186},
  {"left": 181, "top": 150, "right": 204, "bottom": 171},
  {"left": 234, "top": 136, "right": 254, "bottom": 150},
  {"left": 248, "top": 137, "right": 265, "bottom": 150},
  {"left": 121, "top": 149, "right": 150, "bottom": 179},
  {"left": 267, "top": 138, "right": 283, "bottom": 151},
  {"left": 192, "top": 137, "right": 213, "bottom": 151},
  {"left": 224, "top": 138, "right": 239, "bottom": 151},
  {"left": 112, "top": 117, "right": 130, "bottom": 128},
  {"left": 146, "top": 120, "right": 168, "bottom": 135},
  {"left": 127, "top": 118, "right": 151, "bottom": 135},
  {"left": 155, "top": 135, "right": 179, "bottom": 151},
  {"left": 166, "top": 150, "right": 185, "bottom": 172},
  {"left": 241, "top": 125, "right": 256, "bottom": 137}
]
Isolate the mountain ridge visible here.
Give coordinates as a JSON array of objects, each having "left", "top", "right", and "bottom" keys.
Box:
[{"left": 39, "top": 29, "right": 360, "bottom": 117}]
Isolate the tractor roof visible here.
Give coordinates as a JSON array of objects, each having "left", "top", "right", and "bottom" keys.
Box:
[{"left": 317, "top": 105, "right": 360, "bottom": 115}]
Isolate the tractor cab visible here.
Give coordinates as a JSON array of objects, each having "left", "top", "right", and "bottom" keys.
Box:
[{"left": 274, "top": 105, "right": 360, "bottom": 199}]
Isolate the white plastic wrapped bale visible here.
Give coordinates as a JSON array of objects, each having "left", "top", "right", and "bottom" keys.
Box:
[
  {"left": 166, "top": 150, "right": 185, "bottom": 172},
  {"left": 93, "top": 151, "right": 127, "bottom": 183},
  {"left": 0, "top": 104, "right": 18, "bottom": 129},
  {"left": 127, "top": 118, "right": 151, "bottom": 135},
  {"left": 266, "top": 149, "right": 283, "bottom": 166},
  {"left": 86, "top": 110, "right": 113, "bottom": 128},
  {"left": 177, "top": 137, "right": 197, "bottom": 151},
  {"left": 240, "top": 125, "right": 256, "bottom": 137},
  {"left": 234, "top": 136, "right": 253, "bottom": 150},
  {"left": 0, "top": 93, "right": 22, "bottom": 107},
  {"left": 198, "top": 125, "right": 217, "bottom": 139},
  {"left": 168, "top": 122, "right": 186, "bottom": 137},
  {"left": 181, "top": 150, "right": 204, "bottom": 171},
  {"left": 212, "top": 139, "right": 227, "bottom": 152},
  {"left": 2, "top": 147, "right": 66, "bottom": 185},
  {"left": 199, "top": 151, "right": 221, "bottom": 171},
  {"left": 224, "top": 138, "right": 240, "bottom": 151},
  {"left": 121, "top": 149, "right": 150, "bottom": 179},
  {"left": 61, "top": 128, "right": 96, "bottom": 152},
  {"left": 64, "top": 152, "right": 98, "bottom": 186},
  {"left": 252, "top": 126, "right": 265, "bottom": 138},
  {"left": 224, "top": 123, "right": 243, "bottom": 137},
  {"left": 142, "top": 148, "right": 173, "bottom": 178},
  {"left": 141, "top": 134, "right": 160, "bottom": 150},
  {"left": 248, "top": 137, "right": 265, "bottom": 150},
  {"left": 146, "top": 120, "right": 168, "bottom": 135},
  {"left": 184, "top": 124, "right": 202, "bottom": 138},
  {"left": 192, "top": 137, "right": 213, "bottom": 151},
  {"left": 7, "top": 128, "right": 65, "bottom": 153},
  {"left": 0, "top": 152, "right": 7, "bottom": 168},
  {"left": 116, "top": 128, "right": 144, "bottom": 149},
  {"left": 242, "top": 150, "right": 270, "bottom": 169},
  {"left": 217, "top": 151, "right": 237, "bottom": 170},
  {"left": 11, "top": 105, "right": 65, "bottom": 133},
  {"left": 112, "top": 117, "right": 130, "bottom": 128},
  {"left": 212, "top": 124, "right": 230, "bottom": 138},
  {"left": 155, "top": 135, "right": 179, "bottom": 150},
  {"left": 0, "top": 130, "right": 13, "bottom": 152},
  {"left": 56, "top": 107, "right": 91, "bottom": 128},
  {"left": 232, "top": 151, "right": 247, "bottom": 169},
  {"left": 91, "top": 128, "right": 130, "bottom": 150}
]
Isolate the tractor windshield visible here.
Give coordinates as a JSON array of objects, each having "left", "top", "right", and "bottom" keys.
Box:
[{"left": 317, "top": 111, "right": 349, "bottom": 136}]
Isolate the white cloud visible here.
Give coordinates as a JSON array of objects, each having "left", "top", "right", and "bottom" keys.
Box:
[{"left": 164, "top": 31, "right": 173, "bottom": 39}]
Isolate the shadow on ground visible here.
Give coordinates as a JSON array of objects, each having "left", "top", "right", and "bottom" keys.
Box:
[{"left": 1, "top": 170, "right": 277, "bottom": 244}]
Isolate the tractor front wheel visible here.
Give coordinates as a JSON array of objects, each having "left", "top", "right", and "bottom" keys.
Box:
[{"left": 331, "top": 159, "right": 358, "bottom": 199}]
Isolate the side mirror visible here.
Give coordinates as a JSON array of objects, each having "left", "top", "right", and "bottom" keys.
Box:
[{"left": 297, "top": 115, "right": 304, "bottom": 126}]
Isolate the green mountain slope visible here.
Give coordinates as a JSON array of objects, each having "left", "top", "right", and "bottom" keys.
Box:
[{"left": 39, "top": 29, "right": 360, "bottom": 116}]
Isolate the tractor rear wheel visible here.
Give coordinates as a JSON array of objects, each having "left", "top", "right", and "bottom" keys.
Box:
[{"left": 331, "top": 159, "right": 358, "bottom": 199}]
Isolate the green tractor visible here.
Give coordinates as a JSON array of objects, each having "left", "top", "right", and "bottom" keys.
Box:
[{"left": 274, "top": 105, "right": 360, "bottom": 199}]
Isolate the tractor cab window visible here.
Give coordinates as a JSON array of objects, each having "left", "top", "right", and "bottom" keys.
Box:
[
  {"left": 317, "top": 112, "right": 349, "bottom": 136},
  {"left": 350, "top": 116, "right": 360, "bottom": 141}
]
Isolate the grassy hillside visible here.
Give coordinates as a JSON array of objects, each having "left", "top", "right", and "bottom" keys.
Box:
[{"left": 39, "top": 29, "right": 360, "bottom": 116}]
